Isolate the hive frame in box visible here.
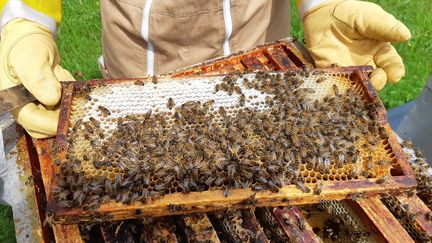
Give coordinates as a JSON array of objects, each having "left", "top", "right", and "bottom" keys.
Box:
[{"left": 35, "top": 39, "right": 416, "bottom": 224}]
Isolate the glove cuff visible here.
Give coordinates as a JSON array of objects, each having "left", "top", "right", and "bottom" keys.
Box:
[
  {"left": 300, "top": 0, "right": 345, "bottom": 21},
  {"left": 0, "top": 0, "right": 57, "bottom": 34}
]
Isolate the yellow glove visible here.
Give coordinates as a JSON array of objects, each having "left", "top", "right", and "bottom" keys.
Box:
[
  {"left": 303, "top": 0, "right": 411, "bottom": 91},
  {"left": 0, "top": 18, "right": 75, "bottom": 138}
]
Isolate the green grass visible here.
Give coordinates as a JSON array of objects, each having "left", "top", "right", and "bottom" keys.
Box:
[
  {"left": 1, "top": 0, "right": 431, "bottom": 240},
  {"left": 0, "top": 205, "right": 15, "bottom": 243},
  {"left": 57, "top": 0, "right": 102, "bottom": 81},
  {"left": 289, "top": 0, "right": 432, "bottom": 108}
]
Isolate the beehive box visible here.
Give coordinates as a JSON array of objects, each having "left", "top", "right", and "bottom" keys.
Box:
[
  {"left": 48, "top": 196, "right": 432, "bottom": 243},
  {"left": 40, "top": 39, "right": 416, "bottom": 224}
]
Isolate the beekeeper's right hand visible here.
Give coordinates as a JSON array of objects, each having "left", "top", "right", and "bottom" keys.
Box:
[{"left": 0, "top": 18, "right": 74, "bottom": 138}]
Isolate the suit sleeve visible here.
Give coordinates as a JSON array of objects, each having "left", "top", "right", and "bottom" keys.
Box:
[
  {"left": 0, "top": 0, "right": 61, "bottom": 33},
  {"left": 296, "top": 0, "right": 328, "bottom": 20}
]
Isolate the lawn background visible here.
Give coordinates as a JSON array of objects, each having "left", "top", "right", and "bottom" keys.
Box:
[{"left": 1, "top": 0, "right": 431, "bottom": 241}]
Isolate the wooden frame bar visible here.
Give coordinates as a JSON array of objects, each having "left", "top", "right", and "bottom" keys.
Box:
[
  {"left": 395, "top": 195, "right": 432, "bottom": 238},
  {"left": 272, "top": 206, "right": 322, "bottom": 243},
  {"left": 53, "top": 224, "right": 83, "bottom": 243},
  {"left": 356, "top": 197, "right": 414, "bottom": 243}
]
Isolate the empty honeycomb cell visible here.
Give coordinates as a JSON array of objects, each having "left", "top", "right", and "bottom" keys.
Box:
[
  {"left": 299, "top": 164, "right": 305, "bottom": 171},
  {"left": 329, "top": 175, "right": 335, "bottom": 180},
  {"left": 335, "top": 175, "right": 341, "bottom": 181}
]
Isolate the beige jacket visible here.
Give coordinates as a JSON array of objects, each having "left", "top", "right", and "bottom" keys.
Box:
[{"left": 100, "top": 0, "right": 291, "bottom": 78}]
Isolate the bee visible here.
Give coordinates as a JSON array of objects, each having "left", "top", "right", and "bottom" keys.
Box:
[
  {"left": 406, "top": 212, "right": 420, "bottom": 222},
  {"left": 227, "top": 85, "right": 234, "bottom": 95},
  {"left": 401, "top": 204, "right": 411, "bottom": 212},
  {"left": 415, "top": 147, "right": 424, "bottom": 157},
  {"left": 72, "top": 118, "right": 83, "bottom": 132},
  {"left": 203, "top": 99, "right": 215, "bottom": 111},
  {"left": 332, "top": 84, "right": 340, "bottom": 97},
  {"left": 295, "top": 181, "right": 311, "bottom": 193},
  {"left": 243, "top": 78, "right": 251, "bottom": 88},
  {"left": 218, "top": 107, "right": 227, "bottom": 117},
  {"left": 98, "top": 132, "right": 105, "bottom": 139},
  {"left": 366, "top": 161, "right": 374, "bottom": 170},
  {"left": 234, "top": 86, "right": 242, "bottom": 94},
  {"left": 315, "top": 183, "right": 323, "bottom": 195},
  {"left": 214, "top": 83, "right": 221, "bottom": 93},
  {"left": 375, "top": 176, "right": 389, "bottom": 185},
  {"left": 167, "top": 98, "right": 175, "bottom": 110},
  {"left": 57, "top": 200, "right": 73, "bottom": 208},
  {"left": 89, "top": 117, "right": 100, "bottom": 128},
  {"left": 134, "top": 80, "right": 145, "bottom": 86},
  {"left": 98, "top": 105, "right": 111, "bottom": 116},
  {"left": 152, "top": 76, "right": 158, "bottom": 84},
  {"left": 43, "top": 211, "right": 55, "bottom": 226},
  {"left": 83, "top": 122, "right": 94, "bottom": 134},
  {"left": 83, "top": 94, "right": 92, "bottom": 101},
  {"left": 362, "top": 170, "right": 370, "bottom": 178},
  {"left": 315, "top": 76, "right": 326, "bottom": 83},
  {"left": 425, "top": 212, "right": 432, "bottom": 221},
  {"left": 406, "top": 188, "right": 416, "bottom": 197},
  {"left": 297, "top": 217, "right": 307, "bottom": 231},
  {"left": 349, "top": 192, "right": 365, "bottom": 202},
  {"left": 239, "top": 94, "right": 246, "bottom": 106},
  {"left": 224, "top": 187, "right": 229, "bottom": 197}
]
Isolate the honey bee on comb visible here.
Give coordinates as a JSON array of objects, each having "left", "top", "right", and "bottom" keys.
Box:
[
  {"left": 167, "top": 98, "right": 175, "bottom": 110},
  {"left": 98, "top": 105, "right": 111, "bottom": 116},
  {"left": 59, "top": 70, "right": 393, "bottom": 210}
]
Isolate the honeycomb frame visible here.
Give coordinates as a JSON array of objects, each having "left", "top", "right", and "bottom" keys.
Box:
[{"left": 40, "top": 39, "right": 416, "bottom": 224}]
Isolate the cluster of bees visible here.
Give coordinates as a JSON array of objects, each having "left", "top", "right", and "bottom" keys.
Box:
[
  {"left": 403, "top": 142, "right": 432, "bottom": 209},
  {"left": 53, "top": 70, "right": 387, "bottom": 209},
  {"left": 381, "top": 193, "right": 432, "bottom": 242}
]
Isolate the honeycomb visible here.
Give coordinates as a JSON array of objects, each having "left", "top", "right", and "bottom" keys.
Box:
[
  {"left": 381, "top": 196, "right": 432, "bottom": 242},
  {"left": 54, "top": 70, "right": 397, "bottom": 209},
  {"left": 299, "top": 201, "right": 375, "bottom": 242},
  {"left": 68, "top": 72, "right": 392, "bottom": 177},
  {"left": 181, "top": 214, "right": 220, "bottom": 242},
  {"left": 254, "top": 208, "right": 291, "bottom": 242},
  {"left": 209, "top": 210, "right": 258, "bottom": 242}
]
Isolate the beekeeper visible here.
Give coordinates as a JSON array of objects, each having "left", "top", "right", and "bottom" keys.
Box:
[{"left": 0, "top": 0, "right": 411, "bottom": 138}]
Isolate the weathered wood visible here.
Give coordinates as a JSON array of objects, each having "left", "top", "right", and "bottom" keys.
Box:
[
  {"left": 179, "top": 214, "right": 220, "bottom": 243},
  {"left": 357, "top": 197, "right": 414, "bottom": 243},
  {"left": 15, "top": 132, "right": 54, "bottom": 242},
  {"left": 239, "top": 210, "right": 269, "bottom": 242},
  {"left": 272, "top": 206, "right": 322, "bottom": 243},
  {"left": 395, "top": 195, "right": 432, "bottom": 237},
  {"left": 264, "top": 46, "right": 297, "bottom": 70},
  {"left": 53, "top": 224, "right": 83, "bottom": 243},
  {"left": 142, "top": 218, "right": 178, "bottom": 243},
  {"left": 47, "top": 175, "right": 415, "bottom": 224}
]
